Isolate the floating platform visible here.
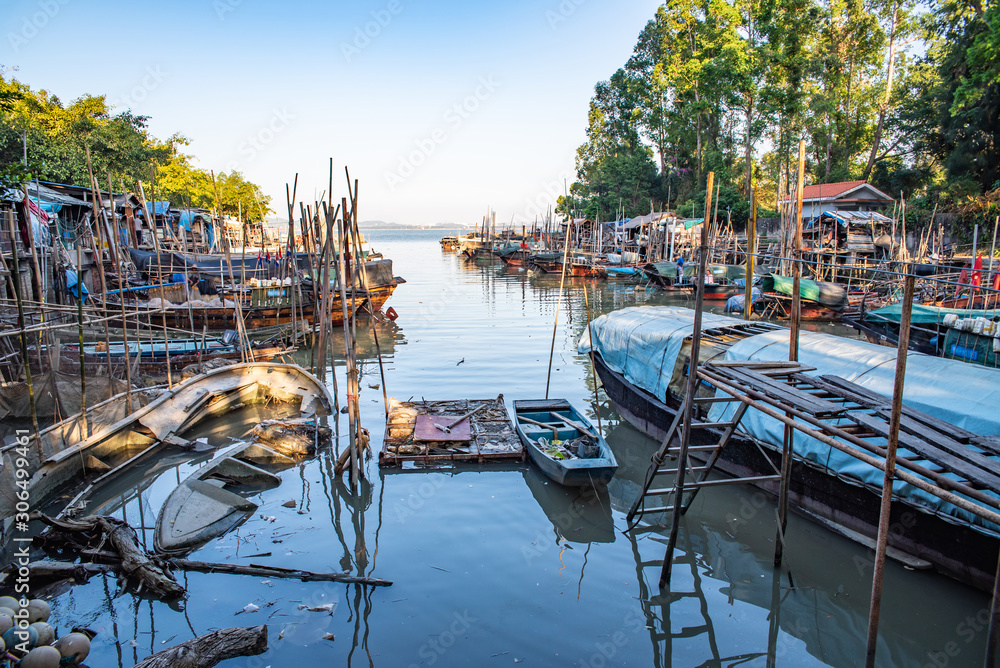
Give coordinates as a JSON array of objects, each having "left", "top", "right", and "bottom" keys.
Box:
[{"left": 380, "top": 396, "right": 524, "bottom": 466}]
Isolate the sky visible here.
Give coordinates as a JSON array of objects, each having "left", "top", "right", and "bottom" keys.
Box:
[{"left": 1, "top": 0, "right": 662, "bottom": 226}]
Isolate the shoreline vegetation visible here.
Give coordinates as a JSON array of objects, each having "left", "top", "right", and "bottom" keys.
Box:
[{"left": 556, "top": 0, "right": 999, "bottom": 243}]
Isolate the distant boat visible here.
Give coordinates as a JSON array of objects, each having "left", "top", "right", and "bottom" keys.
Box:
[
  {"left": 513, "top": 399, "right": 618, "bottom": 487},
  {"left": 440, "top": 236, "right": 459, "bottom": 250}
]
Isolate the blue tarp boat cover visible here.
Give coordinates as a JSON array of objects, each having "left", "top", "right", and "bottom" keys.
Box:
[{"left": 580, "top": 305, "right": 1000, "bottom": 534}]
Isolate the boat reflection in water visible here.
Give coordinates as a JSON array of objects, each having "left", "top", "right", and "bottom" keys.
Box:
[
  {"left": 604, "top": 418, "right": 988, "bottom": 668},
  {"left": 521, "top": 467, "right": 615, "bottom": 545}
]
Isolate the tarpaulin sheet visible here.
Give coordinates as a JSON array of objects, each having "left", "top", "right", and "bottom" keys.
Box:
[
  {"left": 707, "top": 329, "right": 1000, "bottom": 533},
  {"left": 578, "top": 306, "right": 748, "bottom": 402},
  {"left": 866, "top": 302, "right": 1000, "bottom": 325},
  {"left": 763, "top": 274, "right": 846, "bottom": 308}
]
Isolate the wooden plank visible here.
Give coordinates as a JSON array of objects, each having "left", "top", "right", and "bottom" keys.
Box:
[
  {"left": 513, "top": 399, "right": 572, "bottom": 412},
  {"left": 847, "top": 411, "right": 1000, "bottom": 494},
  {"left": 817, "top": 374, "right": 977, "bottom": 442},
  {"left": 718, "top": 366, "right": 845, "bottom": 417},
  {"left": 879, "top": 410, "right": 1000, "bottom": 477}
]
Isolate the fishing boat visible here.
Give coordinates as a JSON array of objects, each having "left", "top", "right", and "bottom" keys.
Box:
[
  {"left": 845, "top": 303, "right": 1000, "bottom": 366},
  {"left": 440, "top": 236, "right": 459, "bottom": 251},
  {"left": 155, "top": 441, "right": 296, "bottom": 555},
  {"left": 513, "top": 399, "right": 618, "bottom": 487},
  {"left": 0, "top": 362, "right": 333, "bottom": 534},
  {"left": 52, "top": 336, "right": 290, "bottom": 377},
  {"left": 755, "top": 273, "right": 846, "bottom": 320},
  {"left": 580, "top": 305, "right": 1000, "bottom": 590}
]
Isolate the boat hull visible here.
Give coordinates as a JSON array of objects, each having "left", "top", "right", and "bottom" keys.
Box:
[
  {"left": 591, "top": 352, "right": 1000, "bottom": 590},
  {"left": 513, "top": 399, "right": 618, "bottom": 487}
]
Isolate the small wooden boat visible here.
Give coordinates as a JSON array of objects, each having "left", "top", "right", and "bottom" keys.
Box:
[
  {"left": 513, "top": 399, "right": 618, "bottom": 486},
  {"left": 155, "top": 442, "right": 296, "bottom": 555},
  {"left": 440, "top": 236, "right": 459, "bottom": 250}
]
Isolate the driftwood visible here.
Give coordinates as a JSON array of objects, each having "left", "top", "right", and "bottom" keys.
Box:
[
  {"left": 133, "top": 625, "right": 267, "bottom": 668},
  {"left": 23, "top": 555, "right": 391, "bottom": 588},
  {"left": 35, "top": 514, "right": 185, "bottom": 598},
  {"left": 168, "top": 559, "right": 392, "bottom": 586}
]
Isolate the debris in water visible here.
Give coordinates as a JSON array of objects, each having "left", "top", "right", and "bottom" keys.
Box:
[
  {"left": 239, "top": 603, "right": 259, "bottom": 614},
  {"left": 322, "top": 633, "right": 336, "bottom": 641},
  {"left": 281, "top": 500, "right": 296, "bottom": 508}
]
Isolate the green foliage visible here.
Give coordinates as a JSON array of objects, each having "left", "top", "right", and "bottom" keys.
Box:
[
  {"left": 566, "top": 0, "right": 998, "bottom": 224},
  {"left": 0, "top": 71, "right": 272, "bottom": 221}
]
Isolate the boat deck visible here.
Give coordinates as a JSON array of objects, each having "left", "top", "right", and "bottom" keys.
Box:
[{"left": 379, "top": 396, "right": 524, "bottom": 466}]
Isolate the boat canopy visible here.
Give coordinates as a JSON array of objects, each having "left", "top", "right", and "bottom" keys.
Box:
[
  {"left": 762, "top": 274, "right": 846, "bottom": 307},
  {"left": 580, "top": 305, "right": 1000, "bottom": 534},
  {"left": 578, "top": 306, "right": 760, "bottom": 402},
  {"left": 865, "top": 302, "right": 1000, "bottom": 325}
]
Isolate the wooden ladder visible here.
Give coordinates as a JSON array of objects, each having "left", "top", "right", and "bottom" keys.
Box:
[{"left": 626, "top": 392, "right": 762, "bottom": 527}]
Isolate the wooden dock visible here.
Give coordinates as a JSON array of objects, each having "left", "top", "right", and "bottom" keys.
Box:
[{"left": 379, "top": 395, "right": 524, "bottom": 466}]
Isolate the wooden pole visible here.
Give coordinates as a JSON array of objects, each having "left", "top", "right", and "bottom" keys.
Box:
[
  {"left": 84, "top": 150, "right": 115, "bottom": 391},
  {"left": 212, "top": 172, "right": 251, "bottom": 361},
  {"left": 545, "top": 219, "right": 573, "bottom": 399},
  {"left": 864, "top": 272, "right": 915, "bottom": 667},
  {"left": 106, "top": 173, "right": 132, "bottom": 412},
  {"left": 137, "top": 179, "right": 172, "bottom": 388},
  {"left": 337, "top": 197, "right": 359, "bottom": 489},
  {"left": 774, "top": 139, "right": 805, "bottom": 567},
  {"left": 660, "top": 171, "right": 713, "bottom": 588},
  {"left": 583, "top": 283, "right": 602, "bottom": 436},
  {"left": 745, "top": 187, "right": 757, "bottom": 320},
  {"left": 7, "top": 209, "right": 43, "bottom": 455}
]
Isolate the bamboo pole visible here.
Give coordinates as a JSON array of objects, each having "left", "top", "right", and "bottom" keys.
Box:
[
  {"left": 211, "top": 171, "right": 251, "bottom": 362},
  {"left": 863, "top": 272, "right": 914, "bottom": 667},
  {"left": 137, "top": 179, "right": 171, "bottom": 388},
  {"left": 545, "top": 218, "right": 573, "bottom": 399},
  {"left": 582, "top": 283, "right": 602, "bottom": 436},
  {"left": 285, "top": 177, "right": 298, "bottom": 346},
  {"left": 84, "top": 150, "right": 116, "bottom": 392},
  {"left": 745, "top": 187, "right": 757, "bottom": 321},
  {"left": 345, "top": 205, "right": 389, "bottom": 416},
  {"left": 7, "top": 209, "right": 42, "bottom": 456},
  {"left": 107, "top": 173, "right": 132, "bottom": 412},
  {"left": 774, "top": 139, "right": 805, "bottom": 568},
  {"left": 660, "top": 171, "right": 714, "bottom": 588},
  {"left": 336, "top": 197, "right": 359, "bottom": 489}
]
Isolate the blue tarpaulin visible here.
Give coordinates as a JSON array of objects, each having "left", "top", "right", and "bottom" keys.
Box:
[
  {"left": 65, "top": 269, "right": 88, "bottom": 303},
  {"left": 580, "top": 305, "right": 1000, "bottom": 534}
]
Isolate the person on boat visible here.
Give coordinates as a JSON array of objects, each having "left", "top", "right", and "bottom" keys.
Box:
[
  {"left": 676, "top": 255, "right": 684, "bottom": 283},
  {"left": 704, "top": 269, "right": 715, "bottom": 284}
]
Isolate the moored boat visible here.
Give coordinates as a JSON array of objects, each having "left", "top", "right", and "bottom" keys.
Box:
[
  {"left": 513, "top": 399, "right": 618, "bottom": 486},
  {"left": 580, "top": 305, "right": 1000, "bottom": 590}
]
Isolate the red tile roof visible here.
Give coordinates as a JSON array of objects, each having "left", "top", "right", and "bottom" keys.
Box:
[{"left": 779, "top": 180, "right": 891, "bottom": 202}]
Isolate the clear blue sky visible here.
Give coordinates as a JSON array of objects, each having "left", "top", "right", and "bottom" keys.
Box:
[{"left": 2, "top": 0, "right": 661, "bottom": 226}]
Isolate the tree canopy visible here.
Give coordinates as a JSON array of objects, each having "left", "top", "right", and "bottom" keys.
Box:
[
  {"left": 0, "top": 69, "right": 271, "bottom": 222},
  {"left": 565, "top": 0, "right": 1000, "bottom": 228}
]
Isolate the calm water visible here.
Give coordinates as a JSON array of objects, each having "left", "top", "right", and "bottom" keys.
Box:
[{"left": 40, "top": 230, "right": 989, "bottom": 667}]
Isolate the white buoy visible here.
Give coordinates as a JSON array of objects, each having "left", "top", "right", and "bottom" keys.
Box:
[
  {"left": 27, "top": 599, "right": 51, "bottom": 624},
  {"left": 53, "top": 632, "right": 91, "bottom": 665},
  {"left": 18, "top": 645, "right": 61, "bottom": 668}
]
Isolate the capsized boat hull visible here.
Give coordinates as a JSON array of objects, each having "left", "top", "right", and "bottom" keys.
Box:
[
  {"left": 155, "top": 441, "right": 295, "bottom": 555},
  {"left": 513, "top": 399, "right": 617, "bottom": 487}
]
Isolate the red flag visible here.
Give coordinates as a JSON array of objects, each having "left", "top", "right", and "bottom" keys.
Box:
[
  {"left": 972, "top": 254, "right": 983, "bottom": 287},
  {"left": 993, "top": 270, "right": 1000, "bottom": 291},
  {"left": 277, "top": 247, "right": 282, "bottom": 261}
]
